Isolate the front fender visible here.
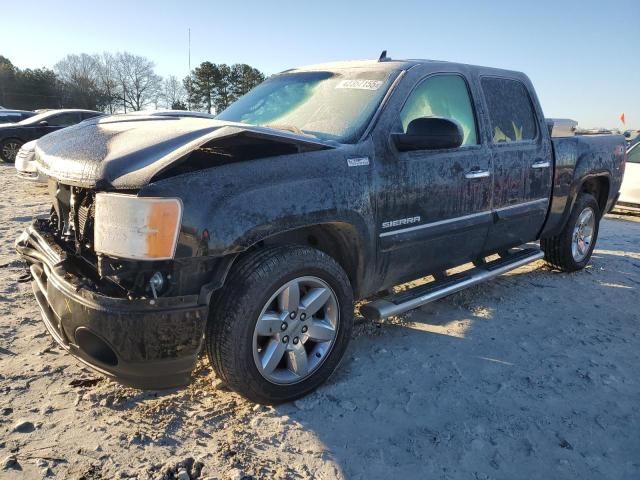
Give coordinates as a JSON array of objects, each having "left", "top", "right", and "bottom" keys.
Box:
[
  {"left": 140, "top": 145, "right": 377, "bottom": 265},
  {"left": 204, "top": 177, "right": 371, "bottom": 253}
]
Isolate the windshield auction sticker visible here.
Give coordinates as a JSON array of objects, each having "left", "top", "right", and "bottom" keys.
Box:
[{"left": 336, "top": 79, "right": 383, "bottom": 90}]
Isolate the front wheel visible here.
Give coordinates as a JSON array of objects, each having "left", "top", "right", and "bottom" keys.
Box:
[
  {"left": 0, "top": 139, "right": 23, "bottom": 163},
  {"left": 541, "top": 192, "right": 600, "bottom": 272},
  {"left": 206, "top": 245, "right": 354, "bottom": 404}
]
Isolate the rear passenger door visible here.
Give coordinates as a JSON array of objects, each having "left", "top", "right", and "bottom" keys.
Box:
[
  {"left": 480, "top": 77, "right": 552, "bottom": 252},
  {"left": 80, "top": 112, "right": 102, "bottom": 121},
  {"left": 35, "top": 112, "right": 82, "bottom": 139},
  {"left": 47, "top": 112, "right": 82, "bottom": 130}
]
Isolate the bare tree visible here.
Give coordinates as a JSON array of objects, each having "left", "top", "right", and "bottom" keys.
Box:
[
  {"left": 8, "top": 50, "right": 264, "bottom": 113},
  {"left": 96, "top": 53, "right": 120, "bottom": 114},
  {"left": 162, "top": 75, "right": 186, "bottom": 109},
  {"left": 54, "top": 53, "right": 102, "bottom": 109},
  {"left": 115, "top": 52, "right": 162, "bottom": 112}
]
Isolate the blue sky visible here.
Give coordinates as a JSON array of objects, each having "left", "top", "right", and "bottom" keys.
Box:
[{"left": 1, "top": 0, "right": 638, "bottom": 128}]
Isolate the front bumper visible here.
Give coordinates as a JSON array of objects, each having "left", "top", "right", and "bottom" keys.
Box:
[
  {"left": 15, "top": 220, "right": 209, "bottom": 389},
  {"left": 15, "top": 153, "right": 47, "bottom": 183},
  {"left": 16, "top": 170, "right": 47, "bottom": 183}
]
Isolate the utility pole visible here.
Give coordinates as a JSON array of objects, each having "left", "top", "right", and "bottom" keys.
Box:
[{"left": 187, "top": 28, "right": 191, "bottom": 111}]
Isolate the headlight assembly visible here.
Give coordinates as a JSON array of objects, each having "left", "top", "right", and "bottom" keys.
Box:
[{"left": 94, "top": 193, "right": 182, "bottom": 260}]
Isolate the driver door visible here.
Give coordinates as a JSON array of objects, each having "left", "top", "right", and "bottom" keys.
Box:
[{"left": 376, "top": 72, "right": 493, "bottom": 287}]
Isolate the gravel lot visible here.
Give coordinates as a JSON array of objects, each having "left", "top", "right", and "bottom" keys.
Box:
[{"left": 1, "top": 163, "right": 639, "bottom": 480}]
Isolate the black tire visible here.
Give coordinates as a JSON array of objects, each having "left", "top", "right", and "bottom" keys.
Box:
[
  {"left": 206, "top": 245, "right": 354, "bottom": 404},
  {"left": 0, "top": 138, "right": 23, "bottom": 163},
  {"left": 541, "top": 193, "right": 600, "bottom": 272}
]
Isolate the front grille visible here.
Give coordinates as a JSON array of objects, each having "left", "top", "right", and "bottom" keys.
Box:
[
  {"left": 43, "top": 183, "right": 184, "bottom": 297},
  {"left": 76, "top": 194, "right": 95, "bottom": 244},
  {"left": 49, "top": 183, "right": 95, "bottom": 252}
]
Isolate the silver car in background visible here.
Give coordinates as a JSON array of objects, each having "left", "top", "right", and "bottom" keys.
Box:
[{"left": 15, "top": 140, "right": 46, "bottom": 183}]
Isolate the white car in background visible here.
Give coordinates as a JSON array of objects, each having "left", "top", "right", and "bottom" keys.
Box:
[
  {"left": 15, "top": 140, "right": 46, "bottom": 183},
  {"left": 618, "top": 143, "right": 640, "bottom": 211}
]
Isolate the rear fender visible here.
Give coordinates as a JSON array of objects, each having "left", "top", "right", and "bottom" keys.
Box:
[{"left": 540, "top": 136, "right": 623, "bottom": 238}]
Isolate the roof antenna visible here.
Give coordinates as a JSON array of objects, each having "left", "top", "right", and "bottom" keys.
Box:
[{"left": 378, "top": 50, "right": 388, "bottom": 62}]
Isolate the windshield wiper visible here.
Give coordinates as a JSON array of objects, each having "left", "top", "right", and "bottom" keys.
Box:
[{"left": 263, "top": 124, "right": 315, "bottom": 138}]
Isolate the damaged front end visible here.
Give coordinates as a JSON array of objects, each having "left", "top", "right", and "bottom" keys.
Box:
[
  {"left": 16, "top": 187, "right": 208, "bottom": 388},
  {"left": 15, "top": 117, "right": 335, "bottom": 388},
  {"left": 15, "top": 180, "right": 225, "bottom": 389}
]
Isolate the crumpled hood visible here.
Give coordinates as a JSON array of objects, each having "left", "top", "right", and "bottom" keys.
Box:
[{"left": 35, "top": 116, "right": 334, "bottom": 189}]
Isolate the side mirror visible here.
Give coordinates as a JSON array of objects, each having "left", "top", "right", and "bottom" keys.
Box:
[
  {"left": 392, "top": 117, "right": 463, "bottom": 151},
  {"left": 39, "top": 120, "right": 49, "bottom": 127},
  {"left": 624, "top": 131, "right": 631, "bottom": 138}
]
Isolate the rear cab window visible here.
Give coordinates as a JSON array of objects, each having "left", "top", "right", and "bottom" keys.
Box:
[
  {"left": 481, "top": 77, "right": 538, "bottom": 143},
  {"left": 400, "top": 74, "right": 478, "bottom": 146}
]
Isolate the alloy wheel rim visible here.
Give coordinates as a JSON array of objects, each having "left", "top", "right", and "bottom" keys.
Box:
[
  {"left": 252, "top": 276, "right": 339, "bottom": 385},
  {"left": 571, "top": 207, "right": 595, "bottom": 262},
  {"left": 2, "top": 142, "right": 19, "bottom": 161}
]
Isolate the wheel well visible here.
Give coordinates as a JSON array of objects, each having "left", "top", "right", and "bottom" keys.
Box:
[
  {"left": 581, "top": 176, "right": 609, "bottom": 215},
  {"left": 1, "top": 137, "right": 23, "bottom": 144},
  {"left": 250, "top": 223, "right": 362, "bottom": 295}
]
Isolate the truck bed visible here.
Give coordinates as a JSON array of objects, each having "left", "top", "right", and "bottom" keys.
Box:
[{"left": 542, "top": 134, "right": 626, "bottom": 238}]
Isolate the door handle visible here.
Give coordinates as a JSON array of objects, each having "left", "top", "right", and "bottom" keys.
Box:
[
  {"left": 465, "top": 169, "right": 491, "bottom": 179},
  {"left": 531, "top": 160, "right": 550, "bottom": 169}
]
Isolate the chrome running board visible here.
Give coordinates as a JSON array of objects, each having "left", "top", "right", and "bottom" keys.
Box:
[{"left": 361, "top": 248, "right": 544, "bottom": 321}]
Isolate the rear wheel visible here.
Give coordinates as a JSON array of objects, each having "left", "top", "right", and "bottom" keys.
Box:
[
  {"left": 0, "top": 139, "right": 22, "bottom": 163},
  {"left": 541, "top": 193, "right": 600, "bottom": 272},
  {"left": 206, "top": 245, "right": 353, "bottom": 404}
]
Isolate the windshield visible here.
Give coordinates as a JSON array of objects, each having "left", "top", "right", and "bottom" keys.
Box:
[{"left": 216, "top": 68, "right": 397, "bottom": 143}]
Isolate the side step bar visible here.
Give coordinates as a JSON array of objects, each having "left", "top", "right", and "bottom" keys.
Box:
[{"left": 361, "top": 248, "right": 544, "bottom": 321}]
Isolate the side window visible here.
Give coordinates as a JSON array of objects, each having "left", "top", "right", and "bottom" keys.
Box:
[
  {"left": 481, "top": 77, "right": 537, "bottom": 143},
  {"left": 400, "top": 75, "right": 478, "bottom": 146},
  {"left": 628, "top": 145, "right": 640, "bottom": 164},
  {"left": 48, "top": 113, "right": 81, "bottom": 127},
  {"left": 0, "top": 114, "right": 19, "bottom": 122}
]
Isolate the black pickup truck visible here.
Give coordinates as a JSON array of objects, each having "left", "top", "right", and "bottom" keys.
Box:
[{"left": 16, "top": 57, "right": 626, "bottom": 404}]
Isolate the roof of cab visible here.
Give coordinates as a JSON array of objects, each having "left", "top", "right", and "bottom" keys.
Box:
[
  {"left": 286, "top": 59, "right": 412, "bottom": 71},
  {"left": 284, "top": 58, "right": 526, "bottom": 80}
]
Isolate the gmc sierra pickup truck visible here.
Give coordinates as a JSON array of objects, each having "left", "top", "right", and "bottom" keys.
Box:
[{"left": 16, "top": 57, "right": 626, "bottom": 404}]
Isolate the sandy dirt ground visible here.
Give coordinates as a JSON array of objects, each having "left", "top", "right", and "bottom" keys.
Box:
[{"left": 1, "top": 163, "right": 639, "bottom": 480}]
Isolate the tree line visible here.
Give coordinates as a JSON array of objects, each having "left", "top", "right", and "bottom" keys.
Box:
[{"left": 0, "top": 53, "right": 266, "bottom": 114}]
